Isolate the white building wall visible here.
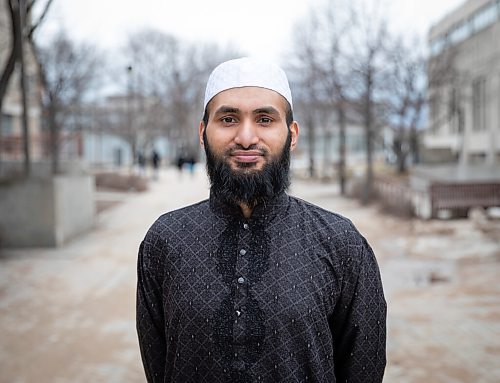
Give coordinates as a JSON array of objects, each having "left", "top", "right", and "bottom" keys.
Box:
[{"left": 426, "top": 0, "right": 500, "bottom": 164}]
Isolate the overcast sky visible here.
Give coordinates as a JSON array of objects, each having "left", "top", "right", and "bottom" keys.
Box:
[{"left": 39, "top": 0, "right": 465, "bottom": 62}]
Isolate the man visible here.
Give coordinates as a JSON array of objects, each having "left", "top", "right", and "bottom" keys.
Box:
[{"left": 137, "top": 57, "right": 386, "bottom": 382}]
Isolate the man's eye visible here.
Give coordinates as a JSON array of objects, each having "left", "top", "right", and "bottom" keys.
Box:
[
  {"left": 258, "top": 117, "right": 272, "bottom": 124},
  {"left": 221, "top": 117, "right": 236, "bottom": 124}
]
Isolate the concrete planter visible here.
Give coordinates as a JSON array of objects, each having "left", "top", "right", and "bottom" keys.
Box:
[{"left": 0, "top": 175, "right": 95, "bottom": 247}]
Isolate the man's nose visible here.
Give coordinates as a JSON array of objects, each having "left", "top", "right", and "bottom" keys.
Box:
[{"left": 234, "top": 119, "right": 259, "bottom": 148}]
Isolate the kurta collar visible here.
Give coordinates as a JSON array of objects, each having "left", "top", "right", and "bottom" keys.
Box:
[{"left": 209, "top": 191, "right": 290, "bottom": 224}]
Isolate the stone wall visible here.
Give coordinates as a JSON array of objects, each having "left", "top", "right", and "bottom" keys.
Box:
[{"left": 0, "top": 175, "right": 95, "bottom": 247}]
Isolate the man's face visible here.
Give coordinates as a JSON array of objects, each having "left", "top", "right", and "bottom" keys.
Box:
[
  {"left": 199, "top": 86, "right": 299, "bottom": 206},
  {"left": 200, "top": 86, "right": 298, "bottom": 173}
]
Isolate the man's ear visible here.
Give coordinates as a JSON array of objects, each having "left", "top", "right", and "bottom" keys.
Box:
[
  {"left": 199, "top": 121, "right": 205, "bottom": 148},
  {"left": 289, "top": 121, "right": 299, "bottom": 151}
]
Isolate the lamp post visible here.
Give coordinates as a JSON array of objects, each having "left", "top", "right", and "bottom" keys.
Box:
[{"left": 126, "top": 65, "right": 134, "bottom": 168}]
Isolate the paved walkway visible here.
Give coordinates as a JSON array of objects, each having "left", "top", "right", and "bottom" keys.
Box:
[{"left": 1, "top": 167, "right": 499, "bottom": 382}]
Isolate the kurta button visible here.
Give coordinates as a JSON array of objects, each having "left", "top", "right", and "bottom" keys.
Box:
[
  {"left": 243, "top": 223, "right": 249, "bottom": 229},
  {"left": 236, "top": 310, "right": 241, "bottom": 317},
  {"left": 237, "top": 277, "right": 245, "bottom": 284},
  {"left": 239, "top": 249, "right": 246, "bottom": 255}
]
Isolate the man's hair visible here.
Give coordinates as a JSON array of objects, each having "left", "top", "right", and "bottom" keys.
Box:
[{"left": 202, "top": 100, "right": 294, "bottom": 129}]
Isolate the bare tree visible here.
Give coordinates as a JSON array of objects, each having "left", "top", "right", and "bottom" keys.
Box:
[
  {"left": 0, "top": 0, "right": 53, "bottom": 175},
  {"left": 386, "top": 37, "right": 426, "bottom": 173},
  {"left": 37, "top": 31, "right": 102, "bottom": 173},
  {"left": 347, "top": 0, "right": 393, "bottom": 203},
  {"left": 288, "top": 9, "right": 325, "bottom": 179},
  {"left": 308, "top": 0, "right": 354, "bottom": 193}
]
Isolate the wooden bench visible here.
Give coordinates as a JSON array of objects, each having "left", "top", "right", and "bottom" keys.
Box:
[{"left": 430, "top": 183, "right": 500, "bottom": 215}]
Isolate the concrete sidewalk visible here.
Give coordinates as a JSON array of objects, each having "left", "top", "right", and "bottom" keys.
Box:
[{"left": 1, "top": 167, "right": 499, "bottom": 382}]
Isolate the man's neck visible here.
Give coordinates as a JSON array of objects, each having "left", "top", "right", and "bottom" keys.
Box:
[{"left": 239, "top": 203, "right": 253, "bottom": 219}]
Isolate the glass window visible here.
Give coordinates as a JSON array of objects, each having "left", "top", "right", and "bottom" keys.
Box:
[
  {"left": 472, "top": 77, "right": 487, "bottom": 131},
  {"left": 449, "top": 21, "right": 471, "bottom": 44},
  {"left": 1, "top": 113, "right": 14, "bottom": 134},
  {"left": 472, "top": 2, "right": 498, "bottom": 32},
  {"left": 429, "top": 94, "right": 438, "bottom": 125},
  {"left": 430, "top": 36, "right": 446, "bottom": 56}
]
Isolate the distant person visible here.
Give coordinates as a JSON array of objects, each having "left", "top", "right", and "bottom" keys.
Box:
[
  {"left": 186, "top": 154, "right": 196, "bottom": 175},
  {"left": 151, "top": 150, "right": 160, "bottom": 180},
  {"left": 137, "top": 151, "right": 146, "bottom": 177},
  {"left": 176, "top": 155, "right": 184, "bottom": 174},
  {"left": 137, "top": 57, "right": 386, "bottom": 382}
]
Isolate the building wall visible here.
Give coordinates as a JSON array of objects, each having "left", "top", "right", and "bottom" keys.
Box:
[
  {"left": 425, "top": 0, "right": 500, "bottom": 164},
  {"left": 293, "top": 123, "right": 386, "bottom": 178}
]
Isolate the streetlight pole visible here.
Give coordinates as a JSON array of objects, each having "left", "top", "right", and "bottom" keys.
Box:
[{"left": 126, "top": 65, "right": 134, "bottom": 168}]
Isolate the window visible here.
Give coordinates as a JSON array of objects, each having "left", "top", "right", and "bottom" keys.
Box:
[
  {"left": 472, "top": 1, "right": 498, "bottom": 32},
  {"left": 449, "top": 21, "right": 471, "bottom": 44},
  {"left": 457, "top": 107, "right": 464, "bottom": 133},
  {"left": 430, "top": 36, "right": 446, "bottom": 56},
  {"left": 472, "top": 77, "right": 487, "bottom": 131},
  {"left": 429, "top": 93, "right": 440, "bottom": 131},
  {"left": 448, "top": 87, "right": 465, "bottom": 133},
  {"left": 448, "top": 87, "right": 457, "bottom": 123},
  {"left": 430, "top": 1, "right": 500, "bottom": 56},
  {"left": 1, "top": 113, "right": 14, "bottom": 135}
]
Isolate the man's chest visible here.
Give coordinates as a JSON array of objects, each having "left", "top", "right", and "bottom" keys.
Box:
[{"left": 161, "top": 227, "right": 340, "bottom": 330}]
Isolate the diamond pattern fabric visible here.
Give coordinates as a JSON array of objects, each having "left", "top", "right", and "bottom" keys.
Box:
[{"left": 137, "top": 192, "right": 386, "bottom": 382}]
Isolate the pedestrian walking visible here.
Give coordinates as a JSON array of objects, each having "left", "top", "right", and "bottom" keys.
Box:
[
  {"left": 137, "top": 57, "right": 386, "bottom": 382},
  {"left": 176, "top": 154, "right": 184, "bottom": 174},
  {"left": 151, "top": 149, "right": 160, "bottom": 180},
  {"left": 137, "top": 151, "right": 146, "bottom": 177}
]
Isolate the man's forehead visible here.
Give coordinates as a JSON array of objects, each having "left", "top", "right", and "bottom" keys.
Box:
[{"left": 209, "top": 86, "right": 288, "bottom": 112}]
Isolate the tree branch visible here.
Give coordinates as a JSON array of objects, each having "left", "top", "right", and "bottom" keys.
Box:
[
  {"left": 28, "top": 0, "right": 54, "bottom": 39},
  {"left": 0, "top": 0, "right": 22, "bottom": 113}
]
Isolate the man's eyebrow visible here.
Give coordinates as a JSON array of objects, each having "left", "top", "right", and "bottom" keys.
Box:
[
  {"left": 214, "top": 106, "right": 240, "bottom": 115},
  {"left": 253, "top": 106, "right": 280, "bottom": 115}
]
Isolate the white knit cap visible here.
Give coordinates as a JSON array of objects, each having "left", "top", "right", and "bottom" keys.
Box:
[{"left": 203, "top": 57, "right": 293, "bottom": 110}]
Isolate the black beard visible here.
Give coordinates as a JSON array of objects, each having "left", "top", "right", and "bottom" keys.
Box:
[{"left": 204, "top": 130, "right": 291, "bottom": 208}]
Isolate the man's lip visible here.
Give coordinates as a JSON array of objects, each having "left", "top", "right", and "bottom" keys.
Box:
[{"left": 230, "top": 150, "right": 263, "bottom": 163}]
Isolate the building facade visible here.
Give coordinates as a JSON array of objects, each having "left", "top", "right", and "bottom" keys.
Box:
[{"left": 425, "top": 0, "right": 500, "bottom": 165}]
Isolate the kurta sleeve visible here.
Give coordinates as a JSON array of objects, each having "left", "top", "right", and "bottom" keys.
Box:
[
  {"left": 330, "top": 238, "right": 387, "bottom": 383},
  {"left": 136, "top": 237, "right": 167, "bottom": 382}
]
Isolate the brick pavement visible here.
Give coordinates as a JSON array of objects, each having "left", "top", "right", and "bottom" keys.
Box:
[{"left": 0, "top": 167, "right": 499, "bottom": 382}]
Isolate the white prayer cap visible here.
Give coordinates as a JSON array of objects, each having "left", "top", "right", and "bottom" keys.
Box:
[{"left": 203, "top": 57, "right": 293, "bottom": 110}]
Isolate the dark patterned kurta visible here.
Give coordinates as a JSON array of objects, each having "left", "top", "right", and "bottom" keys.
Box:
[{"left": 137, "top": 192, "right": 386, "bottom": 383}]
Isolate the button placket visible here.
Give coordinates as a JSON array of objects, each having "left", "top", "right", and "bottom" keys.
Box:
[{"left": 233, "top": 222, "right": 250, "bottom": 343}]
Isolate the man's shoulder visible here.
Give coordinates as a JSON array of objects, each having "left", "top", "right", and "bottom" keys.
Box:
[
  {"left": 148, "top": 199, "right": 210, "bottom": 234},
  {"left": 288, "top": 195, "right": 355, "bottom": 228},
  {"left": 287, "top": 195, "right": 373, "bottom": 257}
]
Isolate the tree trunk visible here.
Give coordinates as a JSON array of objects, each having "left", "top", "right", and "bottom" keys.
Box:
[
  {"left": 362, "top": 69, "right": 374, "bottom": 204},
  {"left": 18, "top": 0, "right": 30, "bottom": 176},
  {"left": 48, "top": 98, "right": 60, "bottom": 174},
  {"left": 397, "top": 151, "right": 406, "bottom": 173},
  {"left": 394, "top": 127, "right": 407, "bottom": 174},
  {"left": 0, "top": 0, "right": 21, "bottom": 114},
  {"left": 338, "top": 100, "right": 346, "bottom": 195},
  {"left": 0, "top": 49, "right": 18, "bottom": 116},
  {"left": 409, "top": 126, "right": 419, "bottom": 165},
  {"left": 306, "top": 113, "right": 316, "bottom": 178}
]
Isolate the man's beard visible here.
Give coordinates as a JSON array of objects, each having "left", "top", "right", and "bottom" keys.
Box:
[{"left": 204, "top": 130, "right": 291, "bottom": 208}]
